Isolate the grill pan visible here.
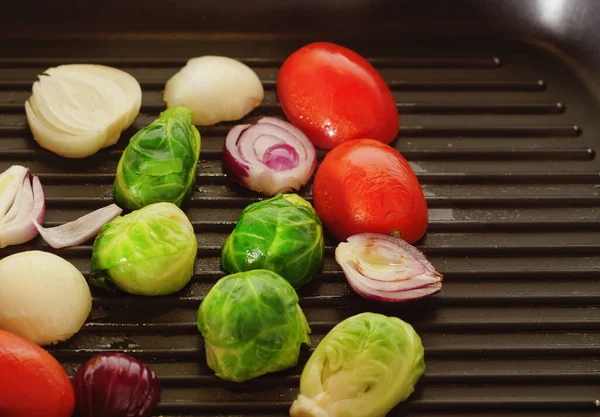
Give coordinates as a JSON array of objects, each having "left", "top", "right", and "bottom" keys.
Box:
[{"left": 2, "top": 1, "right": 600, "bottom": 416}]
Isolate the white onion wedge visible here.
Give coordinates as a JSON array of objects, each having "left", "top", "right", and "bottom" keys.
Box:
[
  {"left": 34, "top": 204, "right": 122, "bottom": 249},
  {"left": 36, "top": 76, "right": 112, "bottom": 131},
  {"left": 164, "top": 56, "right": 264, "bottom": 126},
  {"left": 0, "top": 165, "right": 29, "bottom": 221},
  {"left": 0, "top": 168, "right": 46, "bottom": 249},
  {"left": 54, "top": 64, "right": 142, "bottom": 129},
  {"left": 25, "top": 64, "right": 142, "bottom": 158},
  {"left": 25, "top": 101, "right": 108, "bottom": 158},
  {"left": 46, "top": 65, "right": 142, "bottom": 147},
  {"left": 335, "top": 233, "right": 443, "bottom": 303}
]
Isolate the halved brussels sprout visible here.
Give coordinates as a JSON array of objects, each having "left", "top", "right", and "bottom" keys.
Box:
[
  {"left": 90, "top": 202, "right": 197, "bottom": 296},
  {"left": 221, "top": 193, "right": 323, "bottom": 288},
  {"left": 113, "top": 106, "right": 201, "bottom": 210},
  {"left": 290, "top": 312, "right": 425, "bottom": 417},
  {"left": 197, "top": 269, "right": 311, "bottom": 382}
]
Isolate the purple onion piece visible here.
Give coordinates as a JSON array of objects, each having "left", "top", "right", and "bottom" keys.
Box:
[
  {"left": 34, "top": 203, "right": 122, "bottom": 249},
  {"left": 73, "top": 353, "right": 161, "bottom": 417},
  {"left": 222, "top": 117, "right": 317, "bottom": 196},
  {"left": 335, "top": 233, "right": 443, "bottom": 303},
  {"left": 223, "top": 124, "right": 252, "bottom": 181},
  {"left": 257, "top": 116, "right": 309, "bottom": 159},
  {"left": 263, "top": 144, "right": 300, "bottom": 171}
]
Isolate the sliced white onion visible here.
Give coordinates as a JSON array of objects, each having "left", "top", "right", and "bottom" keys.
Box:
[
  {"left": 335, "top": 233, "right": 443, "bottom": 303},
  {"left": 34, "top": 204, "right": 122, "bottom": 249},
  {"left": 1, "top": 173, "right": 26, "bottom": 226},
  {"left": 46, "top": 64, "right": 142, "bottom": 147},
  {"left": 164, "top": 56, "right": 264, "bottom": 126},
  {"left": 223, "top": 117, "right": 317, "bottom": 196},
  {"left": 0, "top": 250, "right": 92, "bottom": 346},
  {"left": 25, "top": 64, "right": 142, "bottom": 158},
  {"left": 0, "top": 166, "right": 45, "bottom": 249},
  {"left": 25, "top": 100, "right": 108, "bottom": 158},
  {"left": 0, "top": 165, "right": 29, "bottom": 220}
]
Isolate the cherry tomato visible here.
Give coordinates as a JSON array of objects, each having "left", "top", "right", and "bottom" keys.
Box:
[
  {"left": 313, "top": 139, "right": 428, "bottom": 243},
  {"left": 0, "top": 329, "right": 75, "bottom": 417},
  {"left": 277, "top": 42, "right": 399, "bottom": 149}
]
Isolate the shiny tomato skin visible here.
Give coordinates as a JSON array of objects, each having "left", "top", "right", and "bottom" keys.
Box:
[
  {"left": 277, "top": 42, "right": 399, "bottom": 149},
  {"left": 0, "top": 329, "right": 75, "bottom": 417},
  {"left": 313, "top": 139, "right": 428, "bottom": 243}
]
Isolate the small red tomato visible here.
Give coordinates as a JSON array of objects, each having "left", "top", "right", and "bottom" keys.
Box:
[
  {"left": 0, "top": 329, "right": 75, "bottom": 417},
  {"left": 277, "top": 42, "right": 399, "bottom": 149},
  {"left": 313, "top": 139, "right": 428, "bottom": 243}
]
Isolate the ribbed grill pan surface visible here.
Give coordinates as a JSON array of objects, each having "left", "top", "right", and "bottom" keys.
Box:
[{"left": 1, "top": 35, "right": 600, "bottom": 416}]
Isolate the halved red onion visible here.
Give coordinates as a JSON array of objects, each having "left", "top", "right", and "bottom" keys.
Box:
[
  {"left": 0, "top": 166, "right": 45, "bottom": 249},
  {"left": 223, "top": 116, "right": 317, "bottom": 196},
  {"left": 73, "top": 353, "right": 161, "bottom": 417},
  {"left": 335, "top": 233, "right": 443, "bottom": 303},
  {"left": 34, "top": 204, "right": 122, "bottom": 249}
]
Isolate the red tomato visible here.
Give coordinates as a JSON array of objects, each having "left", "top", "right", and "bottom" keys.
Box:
[
  {"left": 0, "top": 329, "right": 74, "bottom": 417},
  {"left": 277, "top": 42, "right": 399, "bottom": 149},
  {"left": 313, "top": 139, "right": 428, "bottom": 243}
]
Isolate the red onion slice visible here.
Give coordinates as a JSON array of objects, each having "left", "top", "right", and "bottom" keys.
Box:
[
  {"left": 223, "top": 117, "right": 317, "bottom": 196},
  {"left": 0, "top": 172, "right": 46, "bottom": 249},
  {"left": 34, "top": 203, "right": 123, "bottom": 249},
  {"left": 335, "top": 233, "right": 443, "bottom": 303},
  {"left": 348, "top": 233, "right": 440, "bottom": 283},
  {"left": 258, "top": 117, "right": 309, "bottom": 160}
]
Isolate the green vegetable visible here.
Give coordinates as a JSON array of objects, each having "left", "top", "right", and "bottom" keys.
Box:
[
  {"left": 197, "top": 269, "right": 311, "bottom": 382},
  {"left": 90, "top": 202, "right": 197, "bottom": 296},
  {"left": 113, "top": 107, "right": 201, "bottom": 210},
  {"left": 221, "top": 193, "right": 323, "bottom": 288},
  {"left": 290, "top": 312, "right": 425, "bottom": 417}
]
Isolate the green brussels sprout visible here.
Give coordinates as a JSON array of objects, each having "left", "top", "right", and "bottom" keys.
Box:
[
  {"left": 290, "top": 312, "right": 425, "bottom": 417},
  {"left": 90, "top": 202, "right": 197, "bottom": 296},
  {"left": 114, "top": 106, "right": 201, "bottom": 210},
  {"left": 197, "top": 269, "right": 311, "bottom": 382},
  {"left": 221, "top": 193, "right": 323, "bottom": 288}
]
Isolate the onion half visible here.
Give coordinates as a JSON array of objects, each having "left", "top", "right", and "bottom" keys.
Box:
[
  {"left": 335, "top": 233, "right": 442, "bottom": 302},
  {"left": 0, "top": 251, "right": 92, "bottom": 346},
  {"left": 164, "top": 56, "right": 264, "bottom": 126},
  {"left": 223, "top": 117, "right": 317, "bottom": 196},
  {"left": 25, "top": 64, "right": 142, "bottom": 158},
  {"left": 34, "top": 204, "right": 123, "bottom": 249},
  {"left": 0, "top": 165, "right": 45, "bottom": 249},
  {"left": 73, "top": 353, "right": 161, "bottom": 417}
]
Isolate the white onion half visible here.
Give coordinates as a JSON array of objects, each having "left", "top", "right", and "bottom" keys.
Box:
[
  {"left": 25, "top": 64, "right": 142, "bottom": 158},
  {"left": 164, "top": 56, "right": 264, "bottom": 126},
  {"left": 0, "top": 165, "right": 45, "bottom": 249},
  {"left": 335, "top": 233, "right": 443, "bottom": 302},
  {"left": 223, "top": 117, "right": 317, "bottom": 196},
  {"left": 0, "top": 251, "right": 92, "bottom": 346}
]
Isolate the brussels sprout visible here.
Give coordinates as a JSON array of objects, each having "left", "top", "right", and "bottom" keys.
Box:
[
  {"left": 221, "top": 194, "right": 323, "bottom": 288},
  {"left": 197, "top": 269, "right": 311, "bottom": 382},
  {"left": 290, "top": 312, "right": 425, "bottom": 417},
  {"left": 90, "top": 202, "right": 197, "bottom": 296},
  {"left": 114, "top": 107, "right": 201, "bottom": 210}
]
